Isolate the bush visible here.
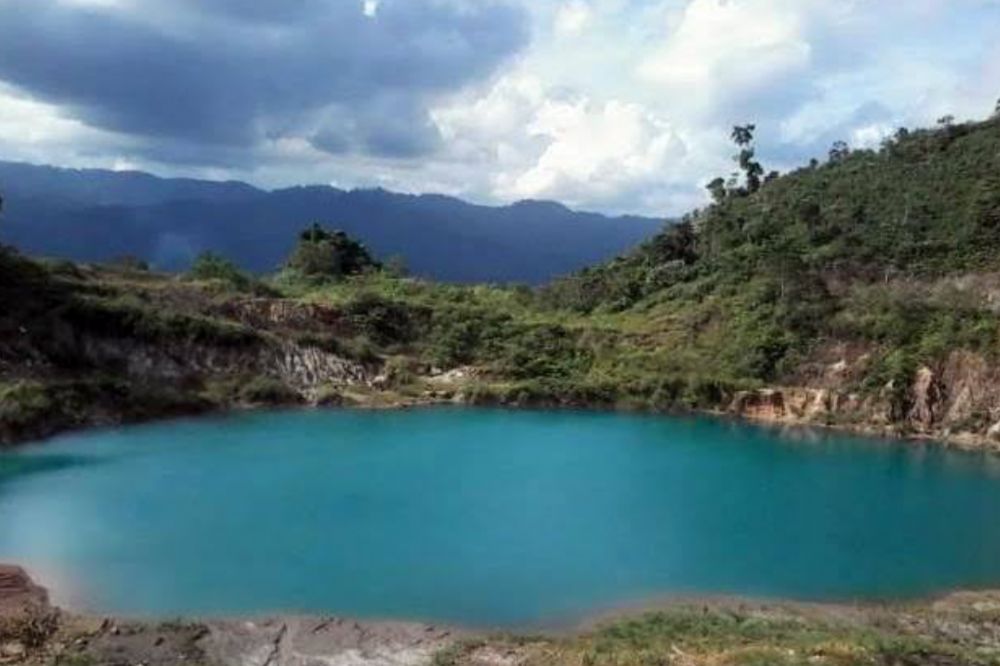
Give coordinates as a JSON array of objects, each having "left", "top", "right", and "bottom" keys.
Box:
[
  {"left": 60, "top": 295, "right": 260, "bottom": 348},
  {"left": 187, "top": 251, "right": 257, "bottom": 292},
  {"left": 239, "top": 376, "right": 301, "bottom": 404},
  {"left": 286, "top": 224, "right": 380, "bottom": 280},
  {"left": 0, "top": 381, "right": 55, "bottom": 429},
  {"left": 342, "top": 294, "right": 430, "bottom": 347}
]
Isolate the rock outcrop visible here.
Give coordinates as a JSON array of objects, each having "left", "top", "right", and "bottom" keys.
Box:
[
  {"left": 215, "top": 298, "right": 351, "bottom": 336},
  {"left": 76, "top": 332, "right": 371, "bottom": 394},
  {"left": 729, "top": 352, "right": 1000, "bottom": 451},
  {"left": 0, "top": 566, "right": 48, "bottom": 619},
  {"left": 907, "top": 366, "right": 942, "bottom": 432}
]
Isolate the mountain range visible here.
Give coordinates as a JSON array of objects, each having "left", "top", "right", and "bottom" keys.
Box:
[{"left": 0, "top": 161, "right": 662, "bottom": 283}]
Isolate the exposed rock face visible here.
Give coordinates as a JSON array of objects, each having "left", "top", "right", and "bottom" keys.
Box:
[
  {"left": 729, "top": 352, "right": 1000, "bottom": 451},
  {"left": 76, "top": 333, "right": 370, "bottom": 394},
  {"left": 907, "top": 366, "right": 942, "bottom": 432},
  {"left": 216, "top": 298, "right": 351, "bottom": 336},
  {"left": 202, "top": 617, "right": 459, "bottom": 666},
  {"left": 729, "top": 388, "right": 841, "bottom": 425},
  {"left": 0, "top": 566, "right": 48, "bottom": 618},
  {"left": 270, "top": 342, "right": 370, "bottom": 392},
  {"left": 729, "top": 389, "right": 789, "bottom": 422}
]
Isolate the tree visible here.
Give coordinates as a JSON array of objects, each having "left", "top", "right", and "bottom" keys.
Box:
[
  {"left": 648, "top": 220, "right": 697, "bottom": 265},
  {"left": 994, "top": 98, "right": 1000, "bottom": 118},
  {"left": 706, "top": 177, "right": 727, "bottom": 204},
  {"left": 937, "top": 114, "right": 955, "bottom": 127},
  {"left": 828, "top": 140, "right": 850, "bottom": 163},
  {"left": 731, "top": 124, "right": 755, "bottom": 147},
  {"left": 286, "top": 224, "right": 380, "bottom": 279},
  {"left": 731, "top": 124, "right": 764, "bottom": 194}
]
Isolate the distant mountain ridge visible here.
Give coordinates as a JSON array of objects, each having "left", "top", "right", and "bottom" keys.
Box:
[{"left": 0, "top": 160, "right": 663, "bottom": 283}]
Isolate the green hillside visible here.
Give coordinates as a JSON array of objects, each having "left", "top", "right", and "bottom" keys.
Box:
[
  {"left": 3, "top": 112, "right": 1000, "bottom": 447},
  {"left": 532, "top": 114, "right": 1000, "bottom": 417}
]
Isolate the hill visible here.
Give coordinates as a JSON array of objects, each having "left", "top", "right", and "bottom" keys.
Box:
[
  {"left": 534, "top": 113, "right": 1000, "bottom": 442},
  {"left": 0, "top": 161, "right": 662, "bottom": 284},
  {"left": 2, "top": 112, "right": 1000, "bottom": 450}
]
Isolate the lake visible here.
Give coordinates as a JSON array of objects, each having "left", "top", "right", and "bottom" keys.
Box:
[{"left": 1, "top": 407, "right": 999, "bottom": 627}]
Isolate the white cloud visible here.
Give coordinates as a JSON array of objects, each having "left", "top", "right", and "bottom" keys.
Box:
[
  {"left": 636, "top": 0, "right": 836, "bottom": 123},
  {"left": 500, "top": 98, "right": 679, "bottom": 201},
  {"left": 2, "top": 0, "right": 1000, "bottom": 217},
  {"left": 554, "top": 1, "right": 592, "bottom": 36},
  {"left": 0, "top": 84, "right": 135, "bottom": 167},
  {"left": 850, "top": 123, "right": 893, "bottom": 150},
  {"left": 432, "top": 74, "right": 718, "bottom": 213}
]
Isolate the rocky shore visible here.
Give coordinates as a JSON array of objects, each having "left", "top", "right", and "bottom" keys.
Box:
[
  {"left": 0, "top": 566, "right": 461, "bottom": 666},
  {"left": 4, "top": 567, "right": 1000, "bottom": 666}
]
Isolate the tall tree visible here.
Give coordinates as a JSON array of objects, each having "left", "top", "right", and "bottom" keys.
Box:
[{"left": 731, "top": 124, "right": 764, "bottom": 194}]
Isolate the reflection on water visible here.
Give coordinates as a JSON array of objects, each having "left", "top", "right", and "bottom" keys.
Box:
[{"left": 0, "top": 454, "right": 99, "bottom": 491}]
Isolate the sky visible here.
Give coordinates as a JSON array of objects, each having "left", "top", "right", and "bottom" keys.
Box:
[{"left": 0, "top": 0, "right": 997, "bottom": 217}]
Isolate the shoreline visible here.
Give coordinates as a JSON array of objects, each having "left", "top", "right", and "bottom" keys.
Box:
[
  {"left": 4, "top": 387, "right": 999, "bottom": 457},
  {"left": 4, "top": 566, "right": 1000, "bottom": 666},
  {"left": 15, "top": 557, "right": 1000, "bottom": 636}
]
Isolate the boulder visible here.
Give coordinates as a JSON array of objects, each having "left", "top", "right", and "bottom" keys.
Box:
[{"left": 0, "top": 565, "right": 49, "bottom": 619}]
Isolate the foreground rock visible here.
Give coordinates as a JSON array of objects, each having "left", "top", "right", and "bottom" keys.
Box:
[
  {"left": 204, "top": 617, "right": 458, "bottom": 666},
  {"left": 0, "top": 567, "right": 48, "bottom": 620}
]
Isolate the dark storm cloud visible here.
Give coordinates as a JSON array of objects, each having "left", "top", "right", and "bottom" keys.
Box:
[{"left": 0, "top": 0, "right": 528, "bottom": 163}]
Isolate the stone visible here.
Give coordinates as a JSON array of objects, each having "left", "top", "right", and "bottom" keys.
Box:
[
  {"left": 0, "top": 641, "right": 26, "bottom": 658},
  {"left": 907, "top": 366, "right": 941, "bottom": 431},
  {"left": 0, "top": 565, "right": 49, "bottom": 618}
]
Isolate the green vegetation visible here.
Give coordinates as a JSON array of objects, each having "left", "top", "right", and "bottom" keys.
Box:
[
  {"left": 281, "top": 223, "right": 381, "bottom": 282},
  {"left": 3, "top": 111, "right": 1000, "bottom": 444},
  {"left": 536, "top": 113, "right": 1000, "bottom": 407},
  {"left": 187, "top": 250, "right": 277, "bottom": 295},
  {"left": 434, "top": 601, "right": 1000, "bottom": 666}
]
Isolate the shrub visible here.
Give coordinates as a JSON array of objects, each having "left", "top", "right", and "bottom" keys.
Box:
[
  {"left": 188, "top": 251, "right": 256, "bottom": 291},
  {"left": 342, "top": 294, "right": 430, "bottom": 347},
  {"left": 285, "top": 224, "right": 380, "bottom": 280},
  {"left": 239, "top": 376, "right": 301, "bottom": 404}
]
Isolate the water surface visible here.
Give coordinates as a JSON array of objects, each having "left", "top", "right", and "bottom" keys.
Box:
[{"left": 1, "top": 407, "right": 999, "bottom": 626}]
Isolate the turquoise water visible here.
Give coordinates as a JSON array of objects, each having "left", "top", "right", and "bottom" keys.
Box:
[{"left": 2, "top": 407, "right": 1000, "bottom": 626}]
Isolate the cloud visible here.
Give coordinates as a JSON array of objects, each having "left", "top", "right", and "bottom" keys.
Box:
[
  {"left": 0, "top": 0, "right": 528, "bottom": 164},
  {"left": 433, "top": 74, "right": 719, "bottom": 214},
  {"left": 554, "top": 1, "right": 593, "bottom": 36},
  {"left": 0, "top": 0, "right": 999, "bottom": 216},
  {"left": 638, "top": 0, "right": 815, "bottom": 118}
]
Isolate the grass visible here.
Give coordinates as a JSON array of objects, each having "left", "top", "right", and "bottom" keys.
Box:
[{"left": 434, "top": 606, "right": 996, "bottom": 666}]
